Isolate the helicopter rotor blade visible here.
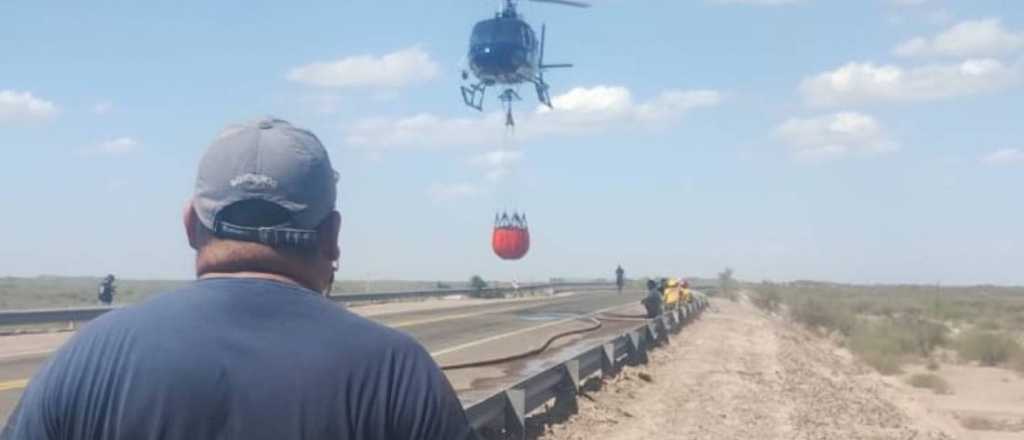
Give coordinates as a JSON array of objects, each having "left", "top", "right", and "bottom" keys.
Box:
[{"left": 528, "top": 0, "right": 590, "bottom": 8}]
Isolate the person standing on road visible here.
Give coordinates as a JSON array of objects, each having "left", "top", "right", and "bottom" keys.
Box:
[
  {"left": 642, "top": 278, "right": 663, "bottom": 318},
  {"left": 2, "top": 118, "right": 477, "bottom": 440},
  {"left": 615, "top": 265, "right": 625, "bottom": 294},
  {"left": 97, "top": 274, "right": 115, "bottom": 305}
]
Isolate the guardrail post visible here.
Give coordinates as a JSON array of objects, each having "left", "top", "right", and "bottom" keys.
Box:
[
  {"left": 661, "top": 315, "right": 670, "bottom": 338},
  {"left": 503, "top": 387, "right": 527, "bottom": 440},
  {"left": 600, "top": 342, "right": 617, "bottom": 376},
  {"left": 552, "top": 359, "right": 581, "bottom": 416},
  {"left": 626, "top": 330, "right": 647, "bottom": 365},
  {"left": 645, "top": 321, "right": 660, "bottom": 344}
]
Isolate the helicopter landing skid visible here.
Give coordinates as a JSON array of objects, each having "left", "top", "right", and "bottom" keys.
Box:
[{"left": 461, "top": 83, "right": 486, "bottom": 111}]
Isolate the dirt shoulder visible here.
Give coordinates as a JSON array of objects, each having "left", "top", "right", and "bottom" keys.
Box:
[{"left": 533, "top": 297, "right": 960, "bottom": 439}]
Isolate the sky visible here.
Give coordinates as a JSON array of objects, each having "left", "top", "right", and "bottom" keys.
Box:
[{"left": 1, "top": 0, "right": 1022, "bottom": 285}]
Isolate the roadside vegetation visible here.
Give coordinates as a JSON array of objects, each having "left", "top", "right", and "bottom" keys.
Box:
[
  {"left": 747, "top": 281, "right": 1024, "bottom": 376},
  {"left": 718, "top": 268, "right": 738, "bottom": 301},
  {"left": 904, "top": 373, "right": 952, "bottom": 394}
]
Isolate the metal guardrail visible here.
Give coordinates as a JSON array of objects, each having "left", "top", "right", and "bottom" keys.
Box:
[
  {"left": 463, "top": 294, "right": 709, "bottom": 438},
  {"left": 0, "top": 306, "right": 117, "bottom": 327},
  {"left": 0, "top": 282, "right": 614, "bottom": 327}
]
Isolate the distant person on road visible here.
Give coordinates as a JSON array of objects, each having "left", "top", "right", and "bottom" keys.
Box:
[
  {"left": 642, "top": 279, "right": 662, "bottom": 318},
  {"left": 97, "top": 274, "right": 115, "bottom": 305},
  {"left": 2, "top": 118, "right": 476, "bottom": 440},
  {"left": 615, "top": 265, "right": 625, "bottom": 294}
]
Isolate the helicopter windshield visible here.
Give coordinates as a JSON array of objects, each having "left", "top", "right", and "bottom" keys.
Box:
[{"left": 470, "top": 19, "right": 530, "bottom": 47}]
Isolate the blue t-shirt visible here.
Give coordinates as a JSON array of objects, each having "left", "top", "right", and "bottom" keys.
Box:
[{"left": 2, "top": 278, "right": 476, "bottom": 440}]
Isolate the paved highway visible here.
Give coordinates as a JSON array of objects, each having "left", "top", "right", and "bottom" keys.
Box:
[{"left": 0, "top": 288, "right": 645, "bottom": 424}]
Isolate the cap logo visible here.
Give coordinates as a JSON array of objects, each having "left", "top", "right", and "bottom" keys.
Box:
[{"left": 230, "top": 173, "right": 278, "bottom": 190}]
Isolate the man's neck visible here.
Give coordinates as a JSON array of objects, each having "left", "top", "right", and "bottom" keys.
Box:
[{"left": 198, "top": 271, "right": 318, "bottom": 292}]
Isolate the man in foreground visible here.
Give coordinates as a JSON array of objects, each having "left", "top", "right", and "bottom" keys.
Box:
[{"left": 2, "top": 118, "right": 476, "bottom": 439}]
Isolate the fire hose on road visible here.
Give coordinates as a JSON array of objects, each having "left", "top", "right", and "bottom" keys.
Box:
[
  {"left": 440, "top": 301, "right": 699, "bottom": 371},
  {"left": 441, "top": 316, "right": 603, "bottom": 370}
]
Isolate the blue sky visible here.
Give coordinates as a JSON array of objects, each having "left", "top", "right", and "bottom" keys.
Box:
[{"left": 1, "top": 0, "right": 1022, "bottom": 284}]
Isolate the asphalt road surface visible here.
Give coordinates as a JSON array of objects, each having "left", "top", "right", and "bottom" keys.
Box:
[{"left": 0, "top": 288, "right": 645, "bottom": 424}]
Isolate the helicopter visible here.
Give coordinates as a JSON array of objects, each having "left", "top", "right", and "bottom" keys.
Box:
[{"left": 460, "top": 0, "right": 589, "bottom": 127}]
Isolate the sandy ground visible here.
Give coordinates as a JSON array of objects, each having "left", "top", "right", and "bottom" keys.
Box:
[
  {"left": 532, "top": 297, "right": 961, "bottom": 440},
  {"left": 892, "top": 363, "right": 1024, "bottom": 440}
]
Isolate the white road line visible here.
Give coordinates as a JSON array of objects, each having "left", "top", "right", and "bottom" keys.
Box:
[
  {"left": 0, "top": 379, "right": 29, "bottom": 392},
  {"left": 0, "top": 349, "right": 57, "bottom": 361},
  {"left": 429, "top": 302, "right": 634, "bottom": 358}
]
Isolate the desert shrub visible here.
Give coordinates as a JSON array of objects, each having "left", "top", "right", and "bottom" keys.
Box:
[
  {"left": 857, "top": 350, "right": 904, "bottom": 375},
  {"left": 905, "top": 373, "right": 952, "bottom": 394},
  {"left": 790, "top": 298, "right": 857, "bottom": 336},
  {"left": 848, "top": 324, "right": 907, "bottom": 374},
  {"left": 751, "top": 284, "right": 783, "bottom": 314},
  {"left": 901, "top": 318, "right": 949, "bottom": 356},
  {"left": 845, "top": 318, "right": 948, "bottom": 374},
  {"left": 469, "top": 275, "right": 499, "bottom": 298},
  {"left": 718, "top": 268, "right": 738, "bottom": 301},
  {"left": 955, "top": 331, "right": 1022, "bottom": 366}
]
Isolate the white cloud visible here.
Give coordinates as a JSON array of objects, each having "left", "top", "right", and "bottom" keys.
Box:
[
  {"left": 776, "top": 112, "right": 899, "bottom": 160},
  {"left": 427, "top": 183, "right": 485, "bottom": 202},
  {"left": 346, "top": 113, "right": 506, "bottom": 150},
  {"left": 472, "top": 150, "right": 523, "bottom": 182},
  {"left": 894, "top": 19, "right": 1024, "bottom": 58},
  {"left": 345, "top": 86, "right": 721, "bottom": 149},
  {"left": 981, "top": 148, "right": 1024, "bottom": 165},
  {"left": 90, "top": 137, "right": 140, "bottom": 156},
  {"left": 0, "top": 90, "right": 58, "bottom": 123},
  {"left": 287, "top": 47, "right": 440, "bottom": 89},
  {"left": 800, "top": 59, "right": 1022, "bottom": 107},
  {"left": 93, "top": 101, "right": 113, "bottom": 115}
]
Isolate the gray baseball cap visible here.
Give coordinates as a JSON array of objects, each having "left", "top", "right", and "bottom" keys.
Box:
[{"left": 193, "top": 117, "right": 338, "bottom": 249}]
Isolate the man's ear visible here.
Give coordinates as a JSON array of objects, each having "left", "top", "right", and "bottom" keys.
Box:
[
  {"left": 318, "top": 211, "right": 342, "bottom": 262},
  {"left": 184, "top": 201, "right": 200, "bottom": 250}
]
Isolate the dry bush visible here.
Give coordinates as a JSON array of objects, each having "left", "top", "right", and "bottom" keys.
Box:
[
  {"left": 955, "top": 331, "right": 1022, "bottom": 366},
  {"left": 858, "top": 350, "right": 905, "bottom": 375},
  {"left": 905, "top": 373, "right": 952, "bottom": 394},
  {"left": 718, "top": 268, "right": 738, "bottom": 302},
  {"left": 750, "top": 284, "right": 783, "bottom": 314},
  {"left": 845, "top": 318, "right": 949, "bottom": 375},
  {"left": 789, "top": 298, "right": 857, "bottom": 337}
]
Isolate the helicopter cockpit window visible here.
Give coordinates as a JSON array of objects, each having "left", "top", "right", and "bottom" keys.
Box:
[{"left": 471, "top": 19, "right": 527, "bottom": 46}]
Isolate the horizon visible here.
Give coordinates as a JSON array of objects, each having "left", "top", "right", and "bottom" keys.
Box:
[
  {"left": 6, "top": 274, "right": 1023, "bottom": 290},
  {"left": 2, "top": 0, "right": 1022, "bottom": 285}
]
